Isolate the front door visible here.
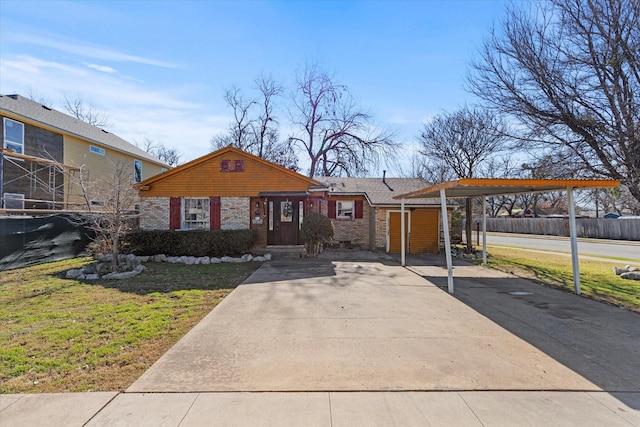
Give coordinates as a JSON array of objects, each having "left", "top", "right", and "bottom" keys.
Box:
[{"left": 267, "top": 197, "right": 304, "bottom": 245}]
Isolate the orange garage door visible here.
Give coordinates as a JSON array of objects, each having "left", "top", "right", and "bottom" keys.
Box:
[
  {"left": 410, "top": 209, "right": 440, "bottom": 253},
  {"left": 388, "top": 210, "right": 439, "bottom": 254}
]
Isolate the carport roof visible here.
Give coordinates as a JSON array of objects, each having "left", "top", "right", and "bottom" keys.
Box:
[
  {"left": 392, "top": 177, "right": 621, "bottom": 296},
  {"left": 394, "top": 178, "right": 620, "bottom": 200}
]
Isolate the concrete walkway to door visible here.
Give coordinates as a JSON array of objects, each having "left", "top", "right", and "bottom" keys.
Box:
[{"left": 2, "top": 253, "right": 639, "bottom": 426}]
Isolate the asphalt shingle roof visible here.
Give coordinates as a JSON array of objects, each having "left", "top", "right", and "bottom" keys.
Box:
[
  {"left": 316, "top": 177, "right": 441, "bottom": 206},
  {"left": 0, "top": 94, "right": 165, "bottom": 165}
]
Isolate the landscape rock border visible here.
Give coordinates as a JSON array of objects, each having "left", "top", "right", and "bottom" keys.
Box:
[
  {"left": 65, "top": 252, "right": 272, "bottom": 281},
  {"left": 613, "top": 265, "right": 640, "bottom": 281}
]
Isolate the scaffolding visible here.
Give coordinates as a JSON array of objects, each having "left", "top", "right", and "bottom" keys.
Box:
[{"left": 0, "top": 148, "right": 82, "bottom": 214}]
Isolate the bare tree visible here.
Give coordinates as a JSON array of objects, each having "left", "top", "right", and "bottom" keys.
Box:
[
  {"left": 288, "top": 64, "right": 398, "bottom": 177},
  {"left": 138, "top": 138, "right": 181, "bottom": 167},
  {"left": 469, "top": 0, "right": 640, "bottom": 203},
  {"left": 63, "top": 92, "right": 110, "bottom": 127},
  {"left": 594, "top": 185, "right": 640, "bottom": 215},
  {"left": 482, "top": 155, "right": 518, "bottom": 217},
  {"left": 417, "top": 107, "right": 509, "bottom": 251},
  {"left": 211, "top": 76, "right": 297, "bottom": 170},
  {"left": 406, "top": 151, "right": 457, "bottom": 184},
  {"left": 154, "top": 145, "right": 181, "bottom": 167},
  {"left": 211, "top": 86, "right": 256, "bottom": 151},
  {"left": 23, "top": 86, "right": 50, "bottom": 105},
  {"left": 73, "top": 160, "right": 139, "bottom": 271}
]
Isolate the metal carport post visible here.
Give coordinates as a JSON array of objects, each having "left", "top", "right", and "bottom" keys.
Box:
[
  {"left": 440, "top": 189, "right": 454, "bottom": 293},
  {"left": 400, "top": 188, "right": 453, "bottom": 293}
]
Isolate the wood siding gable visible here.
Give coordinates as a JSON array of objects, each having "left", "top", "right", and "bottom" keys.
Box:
[{"left": 139, "top": 147, "right": 320, "bottom": 197}]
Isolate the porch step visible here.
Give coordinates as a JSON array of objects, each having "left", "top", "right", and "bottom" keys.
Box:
[{"left": 258, "top": 245, "right": 306, "bottom": 257}]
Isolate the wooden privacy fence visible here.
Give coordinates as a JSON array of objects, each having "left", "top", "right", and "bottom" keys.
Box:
[{"left": 475, "top": 218, "right": 640, "bottom": 241}]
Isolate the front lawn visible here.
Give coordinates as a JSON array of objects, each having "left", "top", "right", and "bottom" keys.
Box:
[
  {"left": 0, "top": 258, "right": 260, "bottom": 393},
  {"left": 481, "top": 246, "right": 640, "bottom": 312}
]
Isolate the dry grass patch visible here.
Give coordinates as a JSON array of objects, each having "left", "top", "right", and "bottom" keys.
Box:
[{"left": 0, "top": 258, "right": 260, "bottom": 393}]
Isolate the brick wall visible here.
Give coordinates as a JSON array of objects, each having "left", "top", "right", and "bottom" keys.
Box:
[
  {"left": 250, "top": 196, "right": 267, "bottom": 247},
  {"left": 140, "top": 197, "right": 170, "bottom": 230},
  {"left": 221, "top": 196, "right": 249, "bottom": 230},
  {"left": 324, "top": 199, "right": 372, "bottom": 249},
  {"left": 140, "top": 196, "right": 250, "bottom": 230},
  {"left": 374, "top": 207, "right": 388, "bottom": 250}
]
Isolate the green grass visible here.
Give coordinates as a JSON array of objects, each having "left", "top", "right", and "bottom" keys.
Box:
[
  {"left": 480, "top": 246, "right": 640, "bottom": 312},
  {"left": 487, "top": 243, "right": 640, "bottom": 263},
  {"left": 0, "top": 257, "right": 260, "bottom": 393}
]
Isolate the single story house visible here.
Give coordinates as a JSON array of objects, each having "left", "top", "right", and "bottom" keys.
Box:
[{"left": 137, "top": 146, "right": 444, "bottom": 253}]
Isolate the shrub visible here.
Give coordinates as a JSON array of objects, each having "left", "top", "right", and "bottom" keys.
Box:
[
  {"left": 301, "top": 213, "right": 334, "bottom": 257},
  {"left": 122, "top": 229, "right": 255, "bottom": 257}
]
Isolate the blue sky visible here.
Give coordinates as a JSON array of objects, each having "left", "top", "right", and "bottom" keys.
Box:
[{"left": 0, "top": 0, "right": 509, "bottom": 173}]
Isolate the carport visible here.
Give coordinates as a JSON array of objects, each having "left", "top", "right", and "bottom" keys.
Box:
[{"left": 395, "top": 178, "right": 620, "bottom": 294}]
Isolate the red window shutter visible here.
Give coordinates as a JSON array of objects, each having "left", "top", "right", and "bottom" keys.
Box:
[
  {"left": 210, "top": 196, "right": 221, "bottom": 230},
  {"left": 328, "top": 200, "right": 336, "bottom": 219},
  {"left": 355, "top": 200, "right": 364, "bottom": 219},
  {"left": 169, "top": 197, "right": 181, "bottom": 229}
]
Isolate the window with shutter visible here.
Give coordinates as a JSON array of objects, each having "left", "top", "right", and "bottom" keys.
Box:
[
  {"left": 328, "top": 200, "right": 336, "bottom": 219},
  {"left": 210, "top": 196, "right": 221, "bottom": 230},
  {"left": 355, "top": 200, "right": 364, "bottom": 219}
]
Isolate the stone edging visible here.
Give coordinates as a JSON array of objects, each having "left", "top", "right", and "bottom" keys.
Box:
[{"left": 65, "top": 253, "right": 272, "bottom": 280}]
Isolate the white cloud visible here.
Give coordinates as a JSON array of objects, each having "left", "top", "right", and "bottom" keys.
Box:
[
  {"left": 0, "top": 53, "right": 218, "bottom": 163},
  {"left": 2, "top": 55, "right": 87, "bottom": 76},
  {"left": 84, "top": 63, "right": 117, "bottom": 74},
  {"left": 110, "top": 107, "right": 229, "bottom": 162},
  {"left": 10, "top": 33, "right": 179, "bottom": 69}
]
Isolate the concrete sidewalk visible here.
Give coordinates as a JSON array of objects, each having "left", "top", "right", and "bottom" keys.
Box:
[
  {"left": 1, "top": 255, "right": 639, "bottom": 426},
  {"left": 2, "top": 390, "right": 639, "bottom": 426}
]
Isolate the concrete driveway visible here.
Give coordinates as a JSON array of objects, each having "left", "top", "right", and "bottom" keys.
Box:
[{"left": 128, "top": 254, "right": 639, "bottom": 395}]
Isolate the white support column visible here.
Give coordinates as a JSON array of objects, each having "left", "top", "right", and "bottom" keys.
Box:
[
  {"left": 440, "top": 189, "right": 454, "bottom": 294},
  {"left": 567, "top": 187, "right": 581, "bottom": 294},
  {"left": 482, "top": 195, "right": 487, "bottom": 267},
  {"left": 401, "top": 199, "right": 406, "bottom": 266}
]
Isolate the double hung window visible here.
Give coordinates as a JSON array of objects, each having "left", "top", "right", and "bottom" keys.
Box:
[
  {"left": 337, "top": 201, "right": 354, "bottom": 219},
  {"left": 3, "top": 118, "right": 24, "bottom": 155},
  {"left": 183, "top": 198, "right": 209, "bottom": 229}
]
